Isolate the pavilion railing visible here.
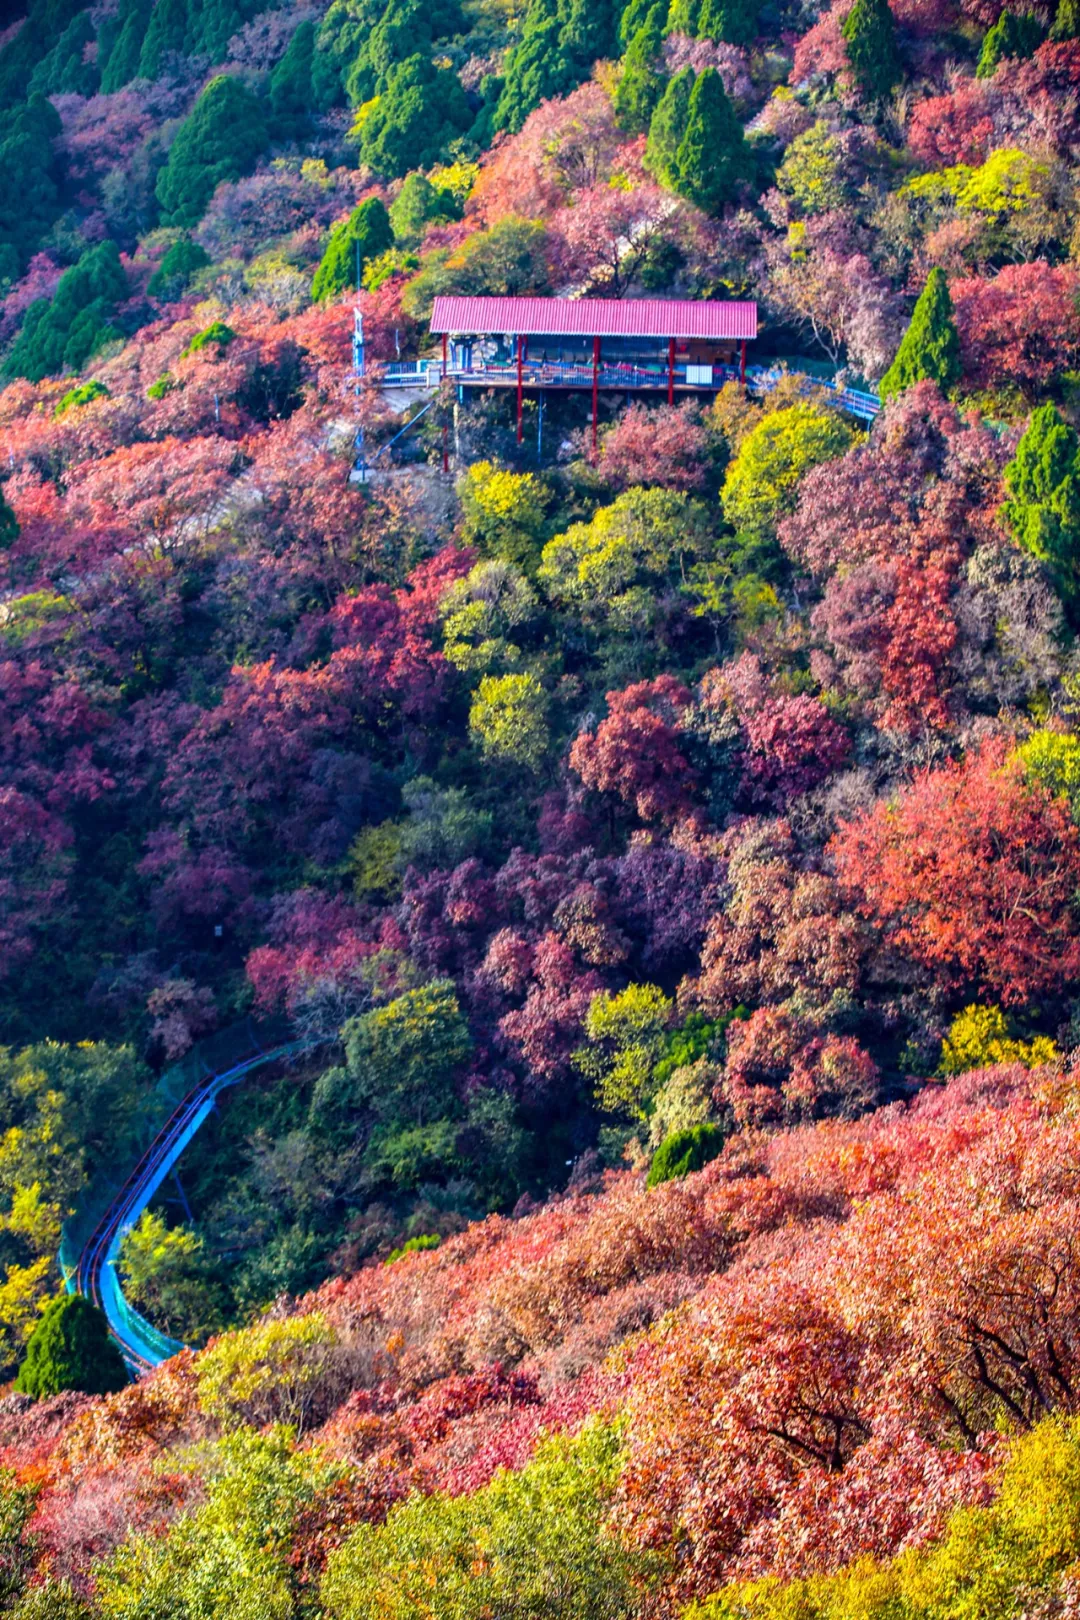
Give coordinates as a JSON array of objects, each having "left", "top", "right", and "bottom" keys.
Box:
[{"left": 376, "top": 357, "right": 881, "bottom": 419}]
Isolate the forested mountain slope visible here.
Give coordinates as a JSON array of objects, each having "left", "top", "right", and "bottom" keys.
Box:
[{"left": 2, "top": 0, "right": 1080, "bottom": 1608}]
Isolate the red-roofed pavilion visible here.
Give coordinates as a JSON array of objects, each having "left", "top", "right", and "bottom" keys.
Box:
[{"left": 428, "top": 295, "right": 758, "bottom": 448}]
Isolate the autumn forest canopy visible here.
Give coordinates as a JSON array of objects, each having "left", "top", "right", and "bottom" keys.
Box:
[{"left": 5, "top": 0, "right": 1080, "bottom": 1609}]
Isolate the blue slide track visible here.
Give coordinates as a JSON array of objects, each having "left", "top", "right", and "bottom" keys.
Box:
[{"left": 60, "top": 1022, "right": 314, "bottom": 1373}]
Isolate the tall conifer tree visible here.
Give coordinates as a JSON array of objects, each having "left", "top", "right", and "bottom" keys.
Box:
[{"left": 879, "top": 267, "right": 961, "bottom": 401}]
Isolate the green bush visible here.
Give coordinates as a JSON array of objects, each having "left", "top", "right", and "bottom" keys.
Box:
[
  {"left": 14, "top": 1295, "right": 128, "bottom": 1399},
  {"left": 647, "top": 1122, "right": 726, "bottom": 1187},
  {"left": 385, "top": 1233, "right": 442, "bottom": 1264},
  {"left": 54, "top": 380, "right": 110, "bottom": 418},
  {"left": 182, "top": 320, "right": 237, "bottom": 358},
  {"left": 147, "top": 237, "right": 211, "bottom": 301}
]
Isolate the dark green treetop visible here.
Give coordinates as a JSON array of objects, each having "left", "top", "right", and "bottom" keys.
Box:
[
  {"left": 615, "top": 4, "right": 668, "bottom": 133},
  {"left": 154, "top": 74, "right": 270, "bottom": 229},
  {"left": 673, "top": 68, "right": 754, "bottom": 213},
  {"left": 15, "top": 1295, "right": 128, "bottom": 1400},
  {"left": 841, "top": 0, "right": 902, "bottom": 101},
  {"left": 312, "top": 198, "right": 394, "bottom": 301},
  {"left": 976, "top": 8, "right": 1043, "bottom": 75},
  {"left": 1001, "top": 404, "right": 1080, "bottom": 613}
]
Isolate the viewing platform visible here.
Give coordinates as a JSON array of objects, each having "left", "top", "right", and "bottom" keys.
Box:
[
  {"left": 370, "top": 296, "right": 880, "bottom": 430},
  {"left": 378, "top": 355, "right": 881, "bottom": 422}
]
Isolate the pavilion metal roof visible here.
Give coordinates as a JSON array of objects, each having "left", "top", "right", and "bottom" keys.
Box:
[{"left": 430, "top": 296, "right": 758, "bottom": 341}]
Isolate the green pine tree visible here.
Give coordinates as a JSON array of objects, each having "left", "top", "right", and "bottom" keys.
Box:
[
  {"left": 697, "top": 0, "right": 758, "bottom": 44},
  {"left": 270, "top": 18, "right": 316, "bottom": 132},
  {"left": 98, "top": 0, "right": 153, "bottom": 93},
  {"left": 312, "top": 197, "right": 394, "bottom": 301},
  {"left": 154, "top": 74, "right": 269, "bottom": 228},
  {"left": 1001, "top": 404, "right": 1080, "bottom": 612},
  {"left": 494, "top": 0, "right": 573, "bottom": 132},
  {"left": 357, "top": 55, "right": 472, "bottom": 177},
  {"left": 976, "top": 8, "right": 1043, "bottom": 75},
  {"left": 137, "top": 0, "right": 189, "bottom": 79},
  {"left": 0, "top": 95, "right": 62, "bottom": 283},
  {"left": 672, "top": 67, "right": 752, "bottom": 213},
  {"left": 614, "top": 4, "right": 668, "bottom": 133},
  {"left": 841, "top": 0, "right": 902, "bottom": 101},
  {"left": 1052, "top": 0, "right": 1080, "bottom": 39},
  {"left": 644, "top": 65, "right": 695, "bottom": 187},
  {"left": 0, "top": 483, "right": 19, "bottom": 552},
  {"left": 619, "top": 0, "right": 654, "bottom": 47},
  {"left": 14, "top": 1295, "right": 128, "bottom": 1400},
  {"left": 878, "top": 267, "right": 961, "bottom": 401},
  {"left": 665, "top": 0, "right": 702, "bottom": 28},
  {"left": 5, "top": 241, "right": 129, "bottom": 383}
]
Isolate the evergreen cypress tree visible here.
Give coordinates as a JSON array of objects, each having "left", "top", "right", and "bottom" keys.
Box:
[
  {"left": 270, "top": 19, "right": 316, "bottom": 133},
  {"left": 1001, "top": 404, "right": 1080, "bottom": 612},
  {"left": 29, "top": 12, "right": 99, "bottom": 96},
  {"left": 976, "top": 8, "right": 1043, "bottom": 75},
  {"left": 558, "top": 0, "right": 620, "bottom": 72},
  {"left": 137, "top": 0, "right": 188, "bottom": 79},
  {"left": 154, "top": 74, "right": 269, "bottom": 228},
  {"left": 672, "top": 67, "right": 752, "bottom": 213},
  {"left": 99, "top": 0, "right": 153, "bottom": 93},
  {"left": 665, "top": 0, "right": 701, "bottom": 31},
  {"left": 1052, "top": 0, "right": 1080, "bottom": 40},
  {"left": 494, "top": 0, "right": 573, "bottom": 132},
  {"left": 0, "top": 483, "right": 19, "bottom": 552},
  {"left": 878, "top": 267, "right": 961, "bottom": 401},
  {"left": 644, "top": 65, "right": 695, "bottom": 187},
  {"left": 0, "top": 94, "right": 62, "bottom": 283},
  {"left": 494, "top": 0, "right": 619, "bottom": 132},
  {"left": 697, "top": 0, "right": 758, "bottom": 45},
  {"left": 312, "top": 197, "right": 394, "bottom": 301},
  {"left": 14, "top": 1295, "right": 128, "bottom": 1399},
  {"left": 357, "top": 56, "right": 472, "bottom": 177},
  {"left": 841, "top": 0, "right": 901, "bottom": 101},
  {"left": 189, "top": 0, "right": 249, "bottom": 60},
  {"left": 615, "top": 4, "right": 668, "bottom": 133},
  {"left": 5, "top": 241, "right": 128, "bottom": 383},
  {"left": 619, "top": 0, "right": 654, "bottom": 47}
]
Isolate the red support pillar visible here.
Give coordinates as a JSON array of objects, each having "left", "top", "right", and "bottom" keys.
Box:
[
  {"left": 667, "top": 337, "right": 675, "bottom": 405},
  {"left": 740, "top": 339, "right": 746, "bottom": 385},
  {"left": 592, "top": 336, "right": 600, "bottom": 456},
  {"left": 442, "top": 333, "right": 448, "bottom": 379},
  {"left": 516, "top": 335, "right": 524, "bottom": 444}
]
